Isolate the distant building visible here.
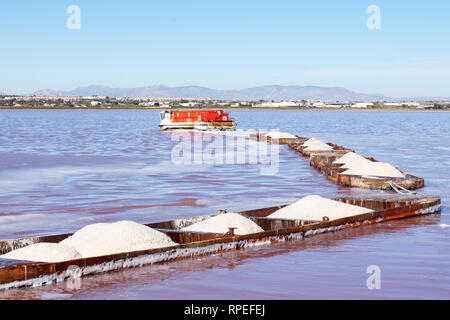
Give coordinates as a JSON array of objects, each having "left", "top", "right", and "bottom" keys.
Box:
[
  {"left": 82, "top": 96, "right": 106, "bottom": 100},
  {"left": 139, "top": 101, "right": 160, "bottom": 107},
  {"left": 179, "top": 102, "right": 201, "bottom": 107},
  {"left": 324, "top": 102, "right": 350, "bottom": 108},
  {"left": 253, "top": 101, "right": 299, "bottom": 107},
  {"left": 383, "top": 102, "right": 421, "bottom": 107},
  {"left": 307, "top": 101, "right": 350, "bottom": 108},
  {"left": 416, "top": 105, "right": 434, "bottom": 109},
  {"left": 351, "top": 102, "right": 373, "bottom": 108},
  {"left": 309, "top": 102, "right": 325, "bottom": 108}
]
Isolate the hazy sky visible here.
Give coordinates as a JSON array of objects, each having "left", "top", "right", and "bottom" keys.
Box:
[{"left": 1, "top": 0, "right": 449, "bottom": 97}]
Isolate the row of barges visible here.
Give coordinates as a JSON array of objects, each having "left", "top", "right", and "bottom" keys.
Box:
[
  {"left": 250, "top": 133, "right": 424, "bottom": 191},
  {"left": 0, "top": 195, "right": 441, "bottom": 290}
]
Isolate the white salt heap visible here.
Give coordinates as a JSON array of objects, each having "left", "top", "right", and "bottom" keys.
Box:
[
  {"left": 333, "top": 152, "right": 405, "bottom": 178},
  {"left": 265, "top": 131, "right": 297, "bottom": 140},
  {"left": 181, "top": 213, "right": 264, "bottom": 235},
  {"left": 0, "top": 243, "right": 82, "bottom": 263},
  {"left": 60, "top": 220, "right": 178, "bottom": 258},
  {"left": 333, "top": 152, "right": 372, "bottom": 168},
  {"left": 301, "top": 138, "right": 333, "bottom": 151},
  {"left": 341, "top": 162, "right": 405, "bottom": 178},
  {"left": 268, "top": 195, "right": 374, "bottom": 221}
]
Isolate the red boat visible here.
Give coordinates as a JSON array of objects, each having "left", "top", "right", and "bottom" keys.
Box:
[{"left": 159, "top": 110, "right": 236, "bottom": 131}]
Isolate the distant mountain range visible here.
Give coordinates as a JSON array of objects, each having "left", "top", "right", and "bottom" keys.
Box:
[
  {"left": 27, "top": 85, "right": 390, "bottom": 101},
  {"left": 19, "top": 85, "right": 449, "bottom": 102}
]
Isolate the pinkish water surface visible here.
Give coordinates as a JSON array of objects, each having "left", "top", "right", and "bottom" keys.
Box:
[{"left": 0, "top": 110, "right": 448, "bottom": 299}]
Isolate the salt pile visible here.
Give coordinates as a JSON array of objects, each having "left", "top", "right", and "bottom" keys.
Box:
[
  {"left": 301, "top": 138, "right": 333, "bottom": 151},
  {"left": 333, "top": 152, "right": 372, "bottom": 168},
  {"left": 60, "top": 220, "right": 178, "bottom": 258},
  {"left": 181, "top": 213, "right": 264, "bottom": 235},
  {"left": 268, "top": 195, "right": 374, "bottom": 221},
  {"left": 333, "top": 152, "right": 405, "bottom": 178},
  {"left": 341, "top": 161, "right": 405, "bottom": 178},
  {"left": 0, "top": 243, "right": 82, "bottom": 263},
  {"left": 265, "top": 131, "right": 297, "bottom": 140}
]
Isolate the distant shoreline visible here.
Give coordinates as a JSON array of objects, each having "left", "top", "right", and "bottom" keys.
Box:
[{"left": 0, "top": 105, "right": 448, "bottom": 112}]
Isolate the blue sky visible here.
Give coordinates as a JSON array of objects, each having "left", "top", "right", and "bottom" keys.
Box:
[{"left": 1, "top": 0, "right": 449, "bottom": 97}]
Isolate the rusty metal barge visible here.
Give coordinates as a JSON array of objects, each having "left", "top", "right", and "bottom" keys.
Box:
[
  {"left": 159, "top": 110, "right": 236, "bottom": 131},
  {"left": 0, "top": 195, "right": 440, "bottom": 290},
  {"left": 250, "top": 133, "right": 424, "bottom": 191}
]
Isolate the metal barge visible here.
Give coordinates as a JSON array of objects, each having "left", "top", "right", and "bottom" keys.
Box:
[
  {"left": 250, "top": 133, "right": 424, "bottom": 191},
  {"left": 0, "top": 195, "right": 440, "bottom": 290},
  {"left": 159, "top": 110, "right": 236, "bottom": 131}
]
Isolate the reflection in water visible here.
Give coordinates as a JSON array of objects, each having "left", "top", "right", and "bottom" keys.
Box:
[{"left": 0, "top": 110, "right": 449, "bottom": 299}]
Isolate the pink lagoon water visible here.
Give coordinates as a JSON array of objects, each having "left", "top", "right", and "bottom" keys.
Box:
[{"left": 0, "top": 109, "right": 449, "bottom": 299}]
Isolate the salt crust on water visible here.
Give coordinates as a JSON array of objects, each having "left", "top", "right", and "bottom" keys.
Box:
[
  {"left": 59, "top": 220, "right": 178, "bottom": 258},
  {"left": 265, "top": 131, "right": 297, "bottom": 139},
  {"left": 268, "top": 195, "right": 374, "bottom": 221},
  {"left": 301, "top": 138, "right": 333, "bottom": 151},
  {"left": 333, "top": 152, "right": 405, "bottom": 178},
  {"left": 181, "top": 213, "right": 264, "bottom": 235},
  {"left": 0, "top": 243, "right": 82, "bottom": 263}
]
